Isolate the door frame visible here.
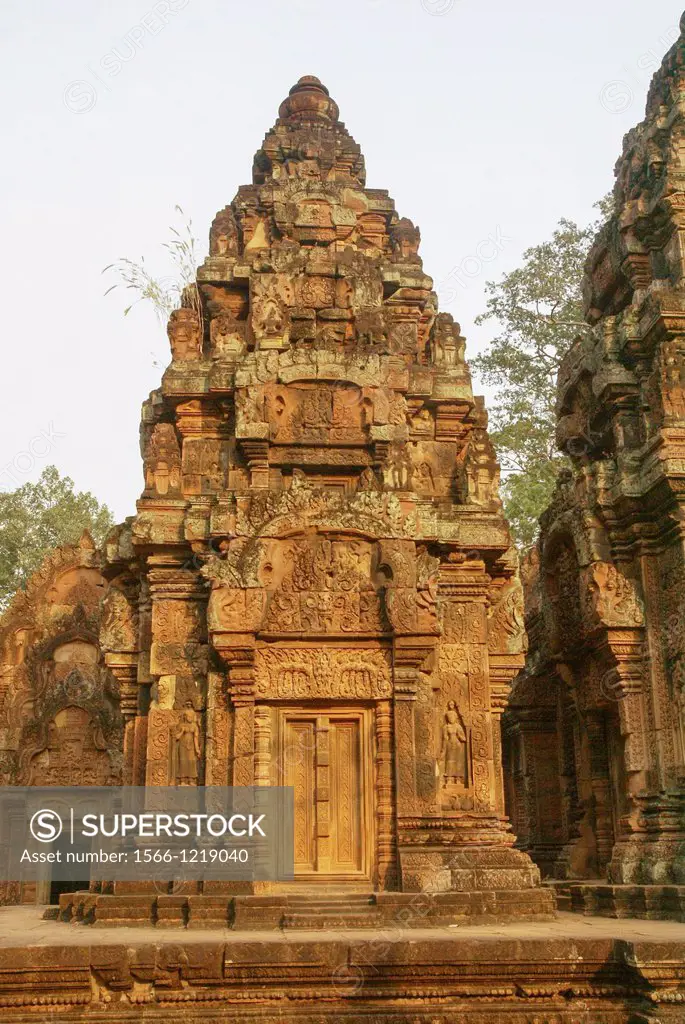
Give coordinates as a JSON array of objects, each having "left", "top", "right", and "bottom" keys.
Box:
[{"left": 276, "top": 705, "right": 375, "bottom": 884}]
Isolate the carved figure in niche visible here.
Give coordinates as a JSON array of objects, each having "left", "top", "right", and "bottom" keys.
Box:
[
  {"left": 144, "top": 424, "right": 182, "bottom": 496},
  {"left": 355, "top": 309, "right": 386, "bottom": 348},
  {"left": 384, "top": 445, "right": 413, "bottom": 490},
  {"left": 544, "top": 541, "right": 583, "bottom": 652},
  {"left": 101, "top": 586, "right": 138, "bottom": 653},
  {"left": 440, "top": 701, "right": 468, "bottom": 786},
  {"left": 8, "top": 629, "right": 30, "bottom": 666},
  {"left": 410, "top": 407, "right": 433, "bottom": 434},
  {"left": 357, "top": 467, "right": 381, "bottom": 492},
  {"left": 167, "top": 309, "right": 202, "bottom": 361},
  {"left": 210, "top": 314, "right": 245, "bottom": 359},
  {"left": 459, "top": 428, "right": 500, "bottom": 506},
  {"left": 300, "top": 388, "right": 332, "bottom": 429},
  {"left": 431, "top": 314, "right": 465, "bottom": 368},
  {"left": 388, "top": 393, "right": 408, "bottom": 426},
  {"left": 242, "top": 209, "right": 271, "bottom": 251},
  {"left": 660, "top": 340, "right": 685, "bottom": 419},
  {"left": 236, "top": 387, "right": 265, "bottom": 426},
  {"left": 209, "top": 205, "right": 240, "bottom": 257},
  {"left": 171, "top": 703, "right": 201, "bottom": 785},
  {"left": 390, "top": 217, "right": 421, "bottom": 262},
  {"left": 416, "top": 461, "right": 435, "bottom": 494},
  {"left": 184, "top": 439, "right": 224, "bottom": 491}
]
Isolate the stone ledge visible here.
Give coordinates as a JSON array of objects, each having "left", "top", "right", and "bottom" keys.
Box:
[
  {"left": 54, "top": 888, "right": 556, "bottom": 929},
  {"left": 0, "top": 908, "right": 684, "bottom": 1022},
  {"left": 547, "top": 882, "right": 685, "bottom": 922}
]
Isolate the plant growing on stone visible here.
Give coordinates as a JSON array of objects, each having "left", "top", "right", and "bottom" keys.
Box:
[{"left": 103, "top": 205, "right": 201, "bottom": 323}]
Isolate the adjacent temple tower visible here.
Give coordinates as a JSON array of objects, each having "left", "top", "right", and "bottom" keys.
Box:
[
  {"left": 503, "top": 21, "right": 685, "bottom": 921},
  {"left": 2, "top": 76, "right": 552, "bottom": 924}
]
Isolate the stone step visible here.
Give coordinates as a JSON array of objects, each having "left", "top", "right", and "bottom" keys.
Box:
[
  {"left": 286, "top": 895, "right": 375, "bottom": 910},
  {"left": 282, "top": 892, "right": 379, "bottom": 929},
  {"left": 282, "top": 910, "right": 382, "bottom": 929}
]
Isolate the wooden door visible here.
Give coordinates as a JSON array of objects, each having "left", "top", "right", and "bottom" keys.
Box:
[
  {"left": 329, "top": 718, "right": 363, "bottom": 874},
  {"left": 283, "top": 719, "right": 317, "bottom": 873},
  {"left": 281, "top": 710, "right": 370, "bottom": 880}
]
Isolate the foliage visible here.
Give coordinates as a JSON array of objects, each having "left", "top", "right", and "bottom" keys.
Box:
[
  {"left": 103, "top": 205, "right": 201, "bottom": 324},
  {"left": 473, "top": 196, "right": 613, "bottom": 548},
  {"left": 0, "top": 467, "right": 113, "bottom": 612}
]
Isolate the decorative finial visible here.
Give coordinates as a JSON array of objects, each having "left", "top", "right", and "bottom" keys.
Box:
[{"left": 278, "top": 75, "right": 340, "bottom": 123}]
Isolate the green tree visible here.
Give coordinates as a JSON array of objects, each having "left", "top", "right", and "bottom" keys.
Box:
[
  {"left": 0, "top": 466, "right": 113, "bottom": 611},
  {"left": 473, "top": 197, "right": 613, "bottom": 548}
]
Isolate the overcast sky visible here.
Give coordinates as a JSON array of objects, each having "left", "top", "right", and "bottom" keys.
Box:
[{"left": 1, "top": 0, "right": 680, "bottom": 520}]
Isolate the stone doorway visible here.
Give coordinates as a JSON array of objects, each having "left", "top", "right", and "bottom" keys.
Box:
[{"left": 279, "top": 708, "right": 373, "bottom": 882}]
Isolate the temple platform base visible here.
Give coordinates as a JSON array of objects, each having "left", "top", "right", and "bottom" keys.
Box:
[
  {"left": 0, "top": 905, "right": 684, "bottom": 1022},
  {"left": 54, "top": 885, "right": 556, "bottom": 929}
]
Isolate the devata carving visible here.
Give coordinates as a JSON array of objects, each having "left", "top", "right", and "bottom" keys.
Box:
[
  {"left": 440, "top": 701, "right": 467, "bottom": 786},
  {"left": 170, "top": 704, "right": 201, "bottom": 785}
]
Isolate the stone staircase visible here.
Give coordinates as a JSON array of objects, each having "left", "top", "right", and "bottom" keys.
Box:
[{"left": 281, "top": 892, "right": 381, "bottom": 929}]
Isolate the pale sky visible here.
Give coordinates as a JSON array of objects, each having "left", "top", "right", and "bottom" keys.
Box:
[{"left": 1, "top": 0, "right": 680, "bottom": 521}]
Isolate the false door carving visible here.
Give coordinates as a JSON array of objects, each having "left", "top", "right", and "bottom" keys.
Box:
[{"left": 280, "top": 709, "right": 372, "bottom": 881}]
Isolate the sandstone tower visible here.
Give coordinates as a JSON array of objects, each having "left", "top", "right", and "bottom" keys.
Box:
[
  {"left": 0, "top": 75, "right": 552, "bottom": 924},
  {"left": 503, "top": 21, "right": 685, "bottom": 921}
]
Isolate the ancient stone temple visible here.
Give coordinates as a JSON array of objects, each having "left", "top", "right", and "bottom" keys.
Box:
[
  {"left": 81, "top": 72, "right": 550, "bottom": 926},
  {"left": 0, "top": 75, "right": 551, "bottom": 926},
  {"left": 503, "top": 21, "right": 685, "bottom": 922},
  {"left": 1, "top": 71, "right": 685, "bottom": 1023}
]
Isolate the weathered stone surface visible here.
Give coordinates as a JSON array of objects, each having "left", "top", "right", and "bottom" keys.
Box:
[
  {"left": 0, "top": 908, "right": 684, "bottom": 1022},
  {"left": 2, "top": 35, "right": 685, "bottom": 1022},
  {"left": 0, "top": 75, "right": 549, "bottom": 924},
  {"left": 503, "top": 18, "right": 685, "bottom": 921}
]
